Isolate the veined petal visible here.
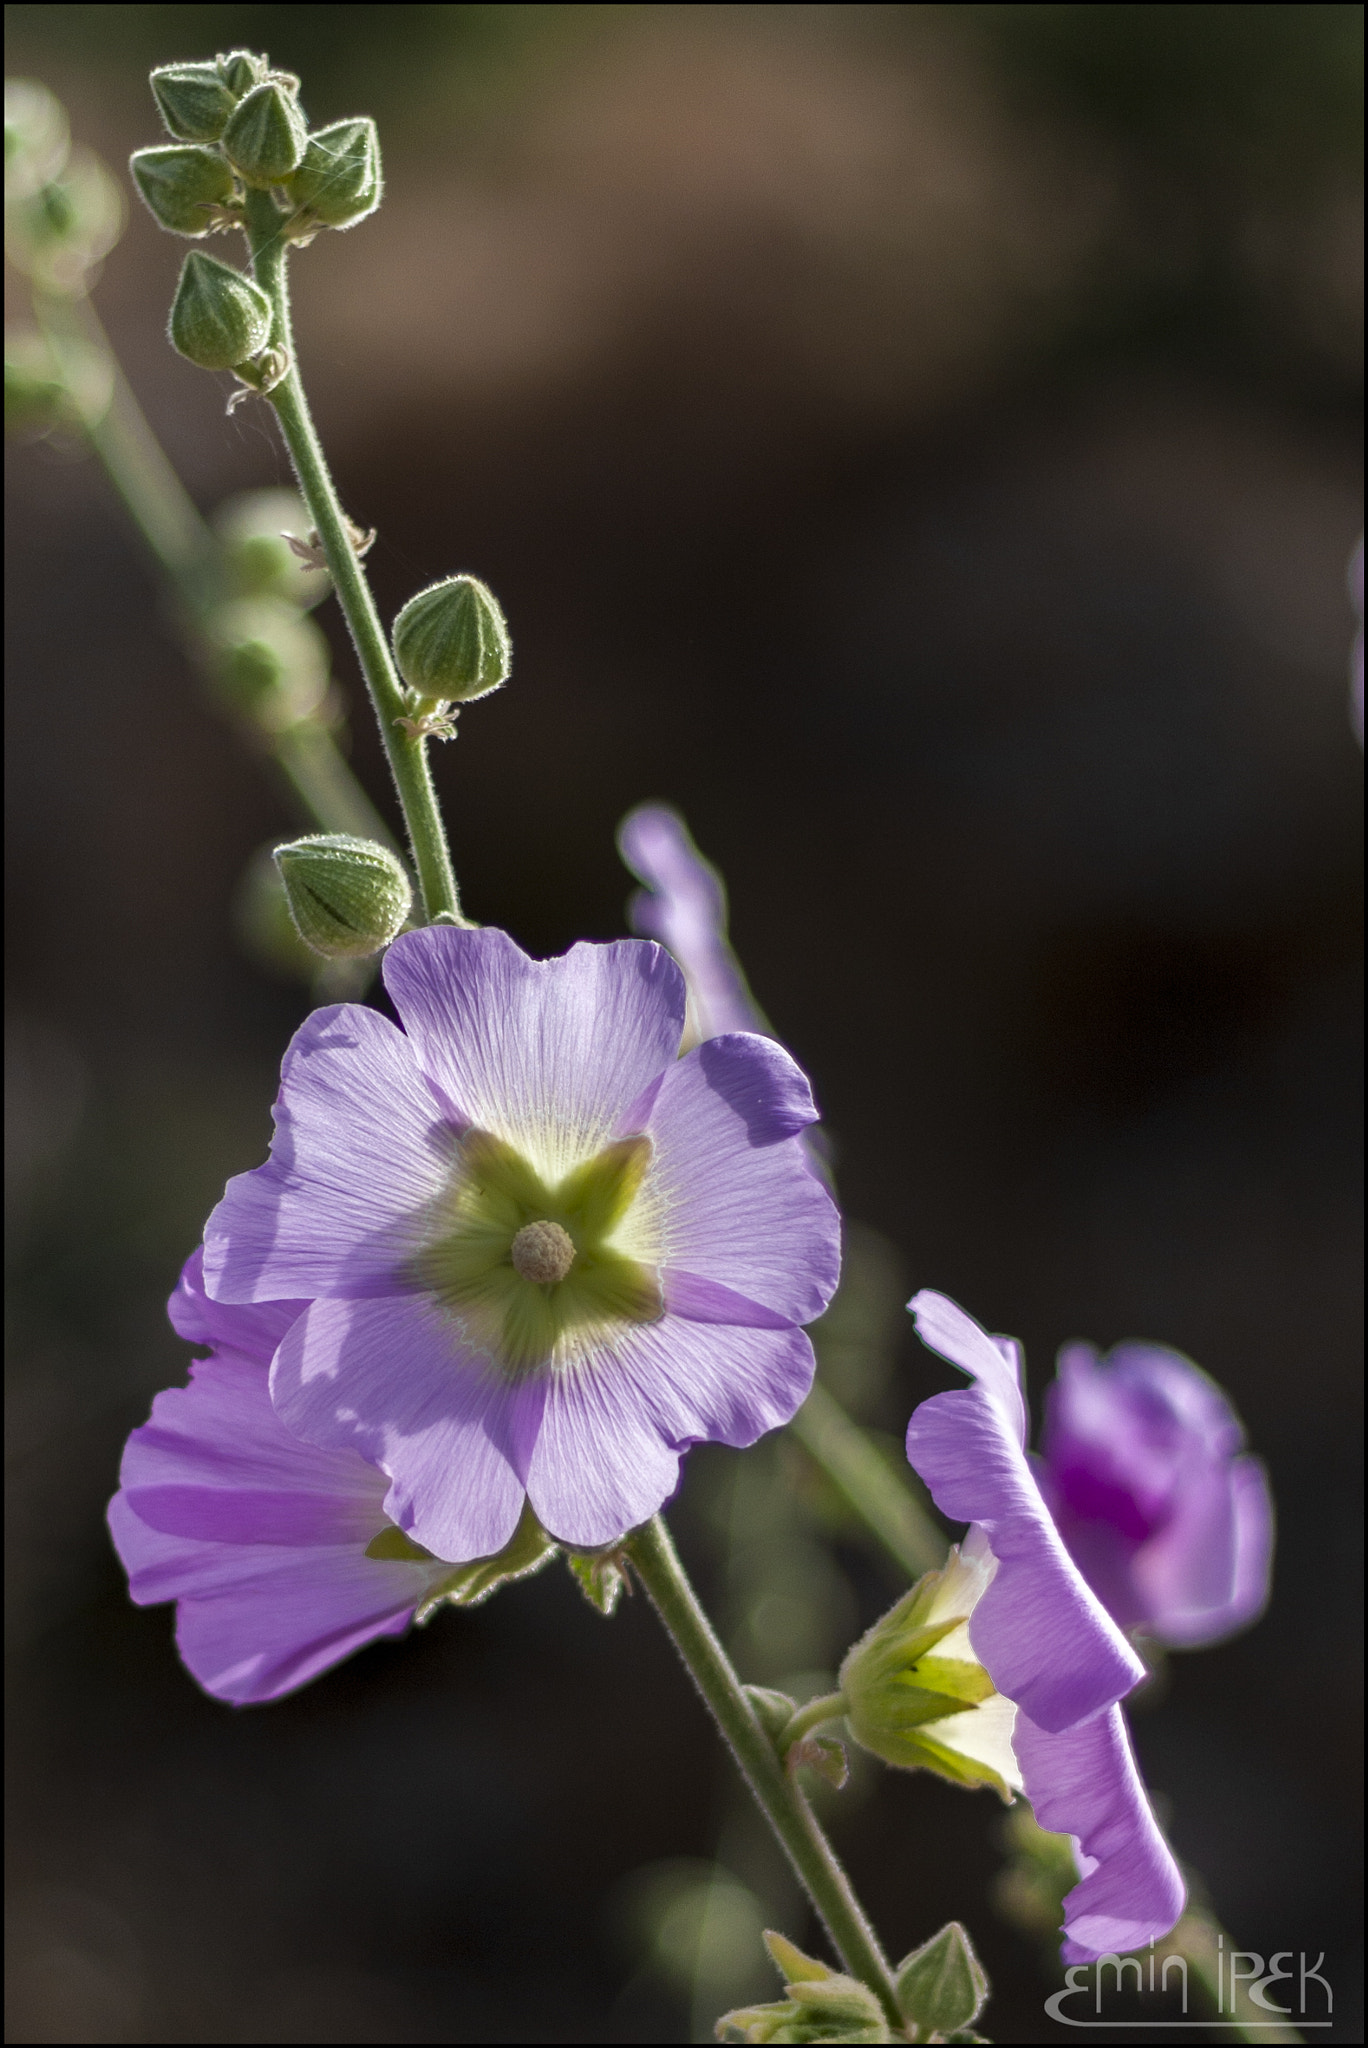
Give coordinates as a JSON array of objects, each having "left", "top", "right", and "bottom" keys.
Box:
[
  {"left": 204, "top": 1004, "right": 454, "bottom": 1304},
  {"left": 642, "top": 1036, "right": 840, "bottom": 1326},
  {"left": 383, "top": 927, "right": 686, "bottom": 1183},
  {"left": 526, "top": 1315, "right": 815, "bottom": 1547},
  {"left": 1014, "top": 1706, "right": 1187, "bottom": 1963},
  {"left": 168, "top": 1248, "right": 308, "bottom": 1366},
  {"left": 907, "top": 1293, "right": 1144, "bottom": 1731},
  {"left": 270, "top": 1295, "right": 531, "bottom": 1563}
]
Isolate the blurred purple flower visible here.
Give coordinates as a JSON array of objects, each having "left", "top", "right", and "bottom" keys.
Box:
[
  {"left": 618, "top": 804, "right": 768, "bottom": 1042},
  {"left": 906, "top": 1290, "right": 1186, "bottom": 1961},
  {"left": 108, "top": 1253, "right": 460, "bottom": 1704},
  {"left": 1040, "top": 1342, "right": 1272, "bottom": 1647},
  {"left": 203, "top": 926, "right": 840, "bottom": 1561}
]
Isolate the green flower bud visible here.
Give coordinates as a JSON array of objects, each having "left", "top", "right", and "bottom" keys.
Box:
[
  {"left": 130, "top": 143, "right": 237, "bottom": 237},
  {"left": 4, "top": 78, "right": 70, "bottom": 201},
  {"left": 6, "top": 148, "right": 124, "bottom": 291},
  {"left": 283, "top": 117, "right": 381, "bottom": 229},
  {"left": 216, "top": 49, "right": 268, "bottom": 97},
  {"left": 213, "top": 487, "right": 329, "bottom": 607},
  {"left": 893, "top": 1922, "right": 988, "bottom": 2041},
  {"left": 392, "top": 573, "right": 511, "bottom": 705},
  {"left": 839, "top": 1543, "right": 1022, "bottom": 1801},
  {"left": 206, "top": 597, "right": 330, "bottom": 727},
  {"left": 169, "top": 250, "right": 272, "bottom": 371},
  {"left": 274, "top": 833, "right": 412, "bottom": 959},
  {"left": 222, "top": 79, "right": 307, "bottom": 188},
  {"left": 149, "top": 62, "right": 237, "bottom": 144}
]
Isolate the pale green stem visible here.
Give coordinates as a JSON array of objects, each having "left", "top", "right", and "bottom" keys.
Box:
[
  {"left": 792, "top": 1382, "right": 946, "bottom": 1581},
  {"left": 779, "top": 1692, "right": 848, "bottom": 1752},
  {"left": 1171, "top": 1914, "right": 1305, "bottom": 2044},
  {"left": 623, "top": 1515, "right": 903, "bottom": 2033},
  {"left": 243, "top": 188, "right": 462, "bottom": 923}
]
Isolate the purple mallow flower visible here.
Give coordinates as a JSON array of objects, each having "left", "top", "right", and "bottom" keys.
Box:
[
  {"left": 203, "top": 927, "right": 840, "bottom": 1562},
  {"left": 619, "top": 804, "right": 768, "bottom": 1042},
  {"left": 108, "top": 1253, "right": 465, "bottom": 1704},
  {"left": 1040, "top": 1341, "right": 1272, "bottom": 1647},
  {"left": 906, "top": 1291, "right": 1187, "bottom": 1962}
]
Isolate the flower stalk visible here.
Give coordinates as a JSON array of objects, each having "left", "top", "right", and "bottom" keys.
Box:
[
  {"left": 243, "top": 186, "right": 462, "bottom": 924},
  {"left": 622, "top": 1514, "right": 904, "bottom": 2034}
]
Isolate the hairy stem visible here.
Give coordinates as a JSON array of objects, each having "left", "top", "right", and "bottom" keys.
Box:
[
  {"left": 624, "top": 1515, "right": 903, "bottom": 2031},
  {"left": 792, "top": 1382, "right": 946, "bottom": 1581},
  {"left": 244, "top": 188, "right": 462, "bottom": 923}
]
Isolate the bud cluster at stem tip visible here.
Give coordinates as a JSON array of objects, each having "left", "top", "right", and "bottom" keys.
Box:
[{"left": 127, "top": 50, "right": 384, "bottom": 383}]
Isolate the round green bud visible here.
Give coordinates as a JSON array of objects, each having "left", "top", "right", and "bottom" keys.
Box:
[
  {"left": 130, "top": 144, "right": 236, "bottom": 237},
  {"left": 6, "top": 148, "right": 124, "bottom": 291},
  {"left": 284, "top": 117, "right": 381, "bottom": 230},
  {"left": 213, "top": 488, "right": 330, "bottom": 608},
  {"left": 169, "top": 250, "right": 272, "bottom": 371},
  {"left": 206, "top": 597, "right": 330, "bottom": 728},
  {"left": 216, "top": 50, "right": 268, "bottom": 98},
  {"left": 222, "top": 79, "right": 307, "bottom": 189},
  {"left": 392, "top": 574, "right": 511, "bottom": 705},
  {"left": 4, "top": 78, "right": 70, "bottom": 201},
  {"left": 150, "top": 62, "right": 237, "bottom": 144},
  {"left": 274, "top": 834, "right": 412, "bottom": 959}
]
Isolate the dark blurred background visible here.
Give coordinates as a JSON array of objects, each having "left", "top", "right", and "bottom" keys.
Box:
[{"left": 5, "top": 5, "right": 1362, "bottom": 2042}]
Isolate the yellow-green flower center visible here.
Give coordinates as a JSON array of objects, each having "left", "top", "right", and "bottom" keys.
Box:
[{"left": 415, "top": 1127, "right": 662, "bottom": 1373}]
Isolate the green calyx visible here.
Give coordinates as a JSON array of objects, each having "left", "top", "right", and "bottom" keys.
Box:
[
  {"left": 366, "top": 1499, "right": 558, "bottom": 1617},
  {"left": 839, "top": 1546, "right": 1021, "bottom": 1800},
  {"left": 130, "top": 144, "right": 237, "bottom": 237},
  {"left": 416, "top": 1128, "right": 661, "bottom": 1373},
  {"left": 274, "top": 833, "right": 412, "bottom": 959},
  {"left": 893, "top": 1922, "right": 988, "bottom": 2041},
  {"left": 717, "top": 1932, "right": 894, "bottom": 2044},
  {"left": 150, "top": 62, "right": 237, "bottom": 144},
  {"left": 222, "top": 78, "right": 307, "bottom": 188},
  {"left": 169, "top": 250, "right": 272, "bottom": 371},
  {"left": 216, "top": 50, "right": 268, "bottom": 98},
  {"left": 392, "top": 573, "right": 511, "bottom": 707},
  {"left": 284, "top": 117, "right": 381, "bottom": 230}
]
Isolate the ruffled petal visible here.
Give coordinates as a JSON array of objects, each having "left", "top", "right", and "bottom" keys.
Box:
[
  {"left": 618, "top": 804, "right": 766, "bottom": 1040},
  {"left": 382, "top": 927, "right": 686, "bottom": 1184},
  {"left": 168, "top": 1248, "right": 308, "bottom": 1364},
  {"left": 643, "top": 1036, "right": 840, "bottom": 1326},
  {"left": 204, "top": 1004, "right": 453, "bottom": 1304},
  {"left": 1013, "top": 1705, "right": 1187, "bottom": 1962},
  {"left": 270, "top": 1295, "right": 531, "bottom": 1563},
  {"left": 907, "top": 1292, "right": 1145, "bottom": 1731},
  {"left": 526, "top": 1316, "right": 815, "bottom": 1547}
]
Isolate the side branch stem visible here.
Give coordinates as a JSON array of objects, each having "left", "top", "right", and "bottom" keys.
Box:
[
  {"left": 623, "top": 1515, "right": 902, "bottom": 2031},
  {"left": 244, "top": 190, "right": 462, "bottom": 923}
]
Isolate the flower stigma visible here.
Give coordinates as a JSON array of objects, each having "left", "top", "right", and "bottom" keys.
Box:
[{"left": 416, "top": 1128, "right": 663, "bottom": 1373}]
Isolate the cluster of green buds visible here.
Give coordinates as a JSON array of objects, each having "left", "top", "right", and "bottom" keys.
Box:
[
  {"left": 127, "top": 50, "right": 380, "bottom": 389},
  {"left": 717, "top": 1925, "right": 989, "bottom": 2045},
  {"left": 5, "top": 77, "right": 124, "bottom": 302},
  {"left": 391, "top": 572, "right": 513, "bottom": 739}
]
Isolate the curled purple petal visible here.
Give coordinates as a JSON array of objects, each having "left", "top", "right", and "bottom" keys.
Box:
[
  {"left": 906, "top": 1291, "right": 1145, "bottom": 1730},
  {"left": 1014, "top": 1705, "right": 1187, "bottom": 1962},
  {"left": 618, "top": 804, "right": 768, "bottom": 1040}
]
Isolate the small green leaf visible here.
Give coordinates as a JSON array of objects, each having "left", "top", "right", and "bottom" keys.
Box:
[{"left": 763, "top": 1931, "right": 833, "bottom": 1984}]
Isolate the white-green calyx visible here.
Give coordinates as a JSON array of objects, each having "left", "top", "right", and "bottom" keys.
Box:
[{"left": 416, "top": 1129, "right": 662, "bottom": 1373}]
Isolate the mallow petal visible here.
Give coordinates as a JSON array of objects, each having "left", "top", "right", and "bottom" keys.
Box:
[
  {"left": 643, "top": 1035, "right": 840, "bottom": 1326},
  {"left": 618, "top": 804, "right": 767, "bottom": 1040},
  {"left": 169, "top": 1249, "right": 307, "bottom": 1365},
  {"left": 270, "top": 1295, "right": 531, "bottom": 1563},
  {"left": 204, "top": 1003, "right": 453, "bottom": 1304},
  {"left": 383, "top": 926, "right": 686, "bottom": 1183},
  {"left": 526, "top": 1316, "right": 815, "bottom": 1547},
  {"left": 907, "top": 1292, "right": 1145, "bottom": 1730},
  {"left": 1138, "top": 1454, "right": 1273, "bottom": 1647},
  {"left": 1013, "top": 1706, "right": 1187, "bottom": 1963}
]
